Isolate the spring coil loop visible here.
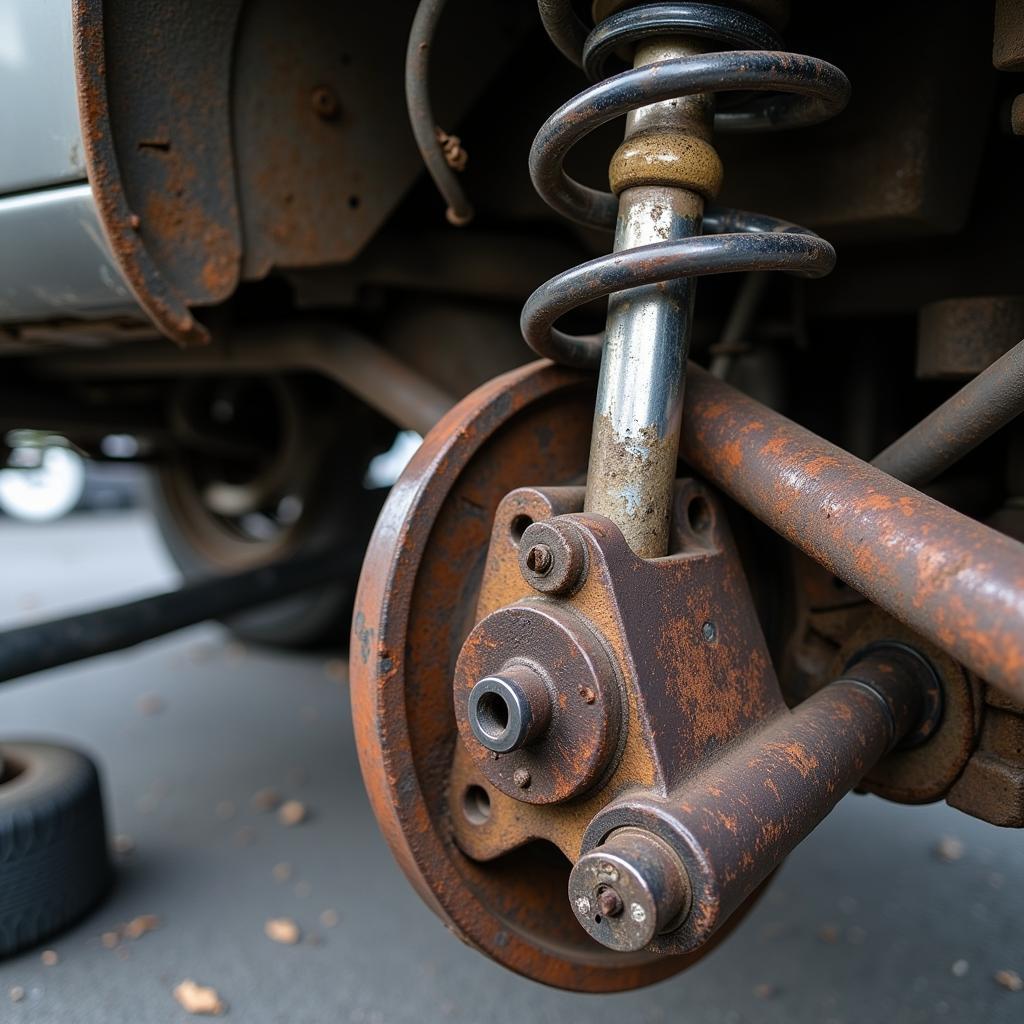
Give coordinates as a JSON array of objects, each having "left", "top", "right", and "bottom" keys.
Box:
[{"left": 522, "top": 2, "right": 851, "bottom": 368}]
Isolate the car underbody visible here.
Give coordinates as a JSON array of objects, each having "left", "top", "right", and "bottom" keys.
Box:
[{"left": 0, "top": 0, "right": 1022, "bottom": 992}]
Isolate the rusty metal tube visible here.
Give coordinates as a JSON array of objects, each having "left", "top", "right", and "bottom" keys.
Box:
[
  {"left": 663, "top": 651, "right": 923, "bottom": 947},
  {"left": 680, "top": 362, "right": 1024, "bottom": 702},
  {"left": 871, "top": 337, "right": 1024, "bottom": 487},
  {"left": 579, "top": 647, "right": 929, "bottom": 952},
  {"left": 40, "top": 324, "right": 455, "bottom": 437}
]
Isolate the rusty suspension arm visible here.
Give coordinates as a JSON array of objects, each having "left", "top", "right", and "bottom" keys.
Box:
[
  {"left": 871, "top": 337, "right": 1024, "bottom": 488},
  {"left": 680, "top": 363, "right": 1024, "bottom": 703},
  {"left": 0, "top": 547, "right": 354, "bottom": 685}
]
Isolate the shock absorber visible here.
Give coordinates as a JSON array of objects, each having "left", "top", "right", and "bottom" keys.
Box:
[{"left": 522, "top": 1, "right": 850, "bottom": 556}]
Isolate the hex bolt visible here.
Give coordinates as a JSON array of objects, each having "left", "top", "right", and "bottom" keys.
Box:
[
  {"left": 525, "top": 544, "right": 553, "bottom": 575},
  {"left": 467, "top": 665, "right": 552, "bottom": 753},
  {"left": 518, "top": 519, "right": 586, "bottom": 595},
  {"left": 568, "top": 827, "right": 691, "bottom": 952}
]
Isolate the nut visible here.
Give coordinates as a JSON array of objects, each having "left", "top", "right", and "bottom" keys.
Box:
[
  {"left": 518, "top": 519, "right": 586, "bottom": 595},
  {"left": 525, "top": 544, "right": 552, "bottom": 575}
]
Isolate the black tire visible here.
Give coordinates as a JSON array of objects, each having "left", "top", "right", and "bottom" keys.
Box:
[
  {"left": 0, "top": 743, "right": 111, "bottom": 958},
  {"left": 150, "top": 376, "right": 390, "bottom": 649}
]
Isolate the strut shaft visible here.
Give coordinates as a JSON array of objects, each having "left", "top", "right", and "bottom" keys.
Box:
[{"left": 584, "top": 38, "right": 712, "bottom": 557}]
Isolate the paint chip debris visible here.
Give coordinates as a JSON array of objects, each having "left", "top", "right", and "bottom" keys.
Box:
[
  {"left": 817, "top": 924, "right": 839, "bottom": 944},
  {"left": 101, "top": 931, "right": 120, "bottom": 949},
  {"left": 40, "top": 950, "right": 58, "bottom": 967},
  {"left": 124, "top": 914, "right": 161, "bottom": 940},
  {"left": 273, "top": 862, "right": 293, "bottom": 882},
  {"left": 934, "top": 836, "right": 964, "bottom": 862},
  {"left": 951, "top": 959, "right": 969, "bottom": 978},
  {"left": 173, "top": 980, "right": 226, "bottom": 1016},
  {"left": 319, "top": 909, "right": 339, "bottom": 928},
  {"left": 264, "top": 918, "right": 301, "bottom": 945},
  {"left": 995, "top": 970, "right": 1023, "bottom": 992},
  {"left": 9, "top": 986, "right": 25, "bottom": 1003},
  {"left": 294, "top": 881, "right": 311, "bottom": 899},
  {"left": 277, "top": 800, "right": 307, "bottom": 827},
  {"left": 753, "top": 983, "right": 777, "bottom": 999},
  {"left": 136, "top": 694, "right": 165, "bottom": 716},
  {"left": 251, "top": 789, "right": 282, "bottom": 813},
  {"left": 215, "top": 801, "right": 236, "bottom": 821}
]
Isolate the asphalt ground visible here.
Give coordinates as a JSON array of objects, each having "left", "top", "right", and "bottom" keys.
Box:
[{"left": 0, "top": 511, "right": 1020, "bottom": 1023}]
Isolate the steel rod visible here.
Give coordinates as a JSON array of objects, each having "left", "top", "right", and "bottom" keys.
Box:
[
  {"left": 584, "top": 39, "right": 710, "bottom": 558},
  {"left": 0, "top": 548, "right": 352, "bottom": 684},
  {"left": 41, "top": 323, "right": 455, "bottom": 437},
  {"left": 680, "top": 363, "right": 1024, "bottom": 702},
  {"left": 872, "top": 337, "right": 1024, "bottom": 487}
]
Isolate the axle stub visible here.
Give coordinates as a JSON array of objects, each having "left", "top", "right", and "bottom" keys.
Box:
[{"left": 569, "top": 827, "right": 691, "bottom": 952}]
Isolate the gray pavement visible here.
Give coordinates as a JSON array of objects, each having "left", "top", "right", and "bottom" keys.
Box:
[{"left": 0, "top": 511, "right": 1020, "bottom": 1023}]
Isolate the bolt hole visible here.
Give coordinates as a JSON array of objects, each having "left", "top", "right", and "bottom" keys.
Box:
[
  {"left": 475, "top": 691, "right": 510, "bottom": 740},
  {"left": 687, "top": 496, "right": 712, "bottom": 534},
  {"left": 594, "top": 915, "right": 602, "bottom": 924},
  {"left": 462, "top": 785, "right": 491, "bottom": 825},
  {"left": 510, "top": 514, "right": 533, "bottom": 544}
]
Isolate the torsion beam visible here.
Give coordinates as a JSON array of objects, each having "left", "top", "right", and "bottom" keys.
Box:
[{"left": 680, "top": 363, "right": 1024, "bottom": 702}]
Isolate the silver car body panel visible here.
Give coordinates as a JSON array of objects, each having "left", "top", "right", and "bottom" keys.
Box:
[
  {"left": 0, "top": 184, "right": 136, "bottom": 321},
  {"left": 0, "top": 0, "right": 87, "bottom": 193},
  {"left": 0, "top": 2, "right": 137, "bottom": 325}
]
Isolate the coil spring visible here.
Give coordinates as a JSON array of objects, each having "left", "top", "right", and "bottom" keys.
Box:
[{"left": 521, "top": 2, "right": 851, "bottom": 368}]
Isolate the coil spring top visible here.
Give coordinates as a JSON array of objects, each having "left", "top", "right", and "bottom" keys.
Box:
[{"left": 522, "top": 2, "right": 851, "bottom": 368}]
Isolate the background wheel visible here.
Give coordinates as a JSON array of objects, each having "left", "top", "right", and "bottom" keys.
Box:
[
  {"left": 150, "top": 375, "right": 391, "bottom": 648},
  {"left": 0, "top": 742, "right": 111, "bottom": 958},
  {"left": 0, "top": 446, "right": 86, "bottom": 523}
]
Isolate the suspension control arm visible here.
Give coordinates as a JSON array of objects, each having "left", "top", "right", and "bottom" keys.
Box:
[
  {"left": 0, "top": 547, "right": 352, "bottom": 684},
  {"left": 572, "top": 646, "right": 933, "bottom": 952},
  {"left": 680, "top": 363, "right": 1024, "bottom": 701},
  {"left": 871, "top": 336, "right": 1024, "bottom": 488}
]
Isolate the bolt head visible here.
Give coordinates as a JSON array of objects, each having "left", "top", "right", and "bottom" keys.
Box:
[
  {"left": 518, "top": 519, "right": 586, "bottom": 595},
  {"left": 525, "top": 544, "right": 553, "bottom": 575}
]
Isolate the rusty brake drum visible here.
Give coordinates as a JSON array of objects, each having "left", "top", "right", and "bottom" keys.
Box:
[{"left": 349, "top": 362, "right": 772, "bottom": 991}]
